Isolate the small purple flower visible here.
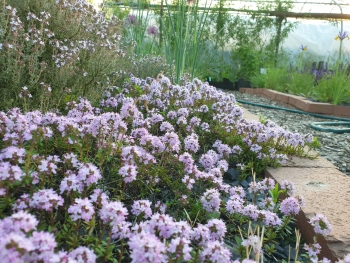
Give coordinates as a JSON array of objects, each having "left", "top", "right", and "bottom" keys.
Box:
[
  {"left": 200, "top": 241, "right": 232, "bottom": 263},
  {"left": 279, "top": 196, "right": 302, "bottom": 216},
  {"left": 205, "top": 219, "right": 227, "bottom": 241},
  {"left": 131, "top": 200, "right": 152, "bottom": 219},
  {"left": 300, "top": 44, "right": 307, "bottom": 51},
  {"left": 335, "top": 31, "right": 349, "bottom": 40},
  {"left": 147, "top": 25, "right": 159, "bottom": 36},
  {"left": 30, "top": 189, "right": 64, "bottom": 212},
  {"left": 69, "top": 246, "right": 96, "bottom": 263},
  {"left": 125, "top": 14, "right": 138, "bottom": 26},
  {"left": 68, "top": 198, "right": 95, "bottom": 222},
  {"left": 201, "top": 188, "right": 221, "bottom": 213},
  {"left": 309, "top": 214, "right": 332, "bottom": 237},
  {"left": 167, "top": 237, "right": 192, "bottom": 261},
  {"left": 128, "top": 232, "right": 168, "bottom": 263}
]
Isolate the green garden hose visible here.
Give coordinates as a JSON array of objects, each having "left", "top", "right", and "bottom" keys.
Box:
[{"left": 236, "top": 99, "right": 350, "bottom": 134}]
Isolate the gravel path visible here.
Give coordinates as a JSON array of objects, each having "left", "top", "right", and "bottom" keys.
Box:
[{"left": 226, "top": 90, "right": 350, "bottom": 177}]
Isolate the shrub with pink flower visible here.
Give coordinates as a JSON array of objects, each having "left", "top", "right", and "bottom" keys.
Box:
[{"left": 309, "top": 214, "right": 332, "bottom": 237}]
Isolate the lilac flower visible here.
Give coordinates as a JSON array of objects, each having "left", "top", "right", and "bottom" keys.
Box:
[
  {"left": 118, "top": 164, "right": 138, "bottom": 183},
  {"left": 259, "top": 210, "right": 282, "bottom": 226},
  {"left": 128, "top": 232, "right": 168, "bottom": 263},
  {"left": 182, "top": 174, "right": 195, "bottom": 190},
  {"left": 242, "top": 204, "right": 260, "bottom": 221},
  {"left": 344, "top": 254, "right": 350, "bottom": 263},
  {"left": 99, "top": 200, "right": 128, "bottom": 225},
  {"left": 147, "top": 25, "right": 159, "bottom": 36},
  {"left": 30, "top": 189, "right": 64, "bottom": 212},
  {"left": 131, "top": 199, "right": 152, "bottom": 219},
  {"left": 112, "top": 220, "right": 132, "bottom": 240},
  {"left": 31, "top": 231, "right": 57, "bottom": 252},
  {"left": 0, "top": 233, "right": 35, "bottom": 260},
  {"left": 205, "top": 219, "right": 227, "bottom": 241},
  {"left": 199, "top": 153, "right": 217, "bottom": 170},
  {"left": 0, "top": 146, "right": 26, "bottom": 164},
  {"left": 281, "top": 180, "right": 295, "bottom": 195},
  {"left": 309, "top": 214, "right": 332, "bottom": 237},
  {"left": 201, "top": 188, "right": 221, "bottom": 213},
  {"left": 200, "top": 241, "right": 232, "bottom": 263},
  {"left": 159, "top": 121, "right": 174, "bottom": 132},
  {"left": 60, "top": 171, "right": 84, "bottom": 194},
  {"left": 89, "top": 188, "right": 109, "bottom": 206},
  {"left": 191, "top": 224, "right": 210, "bottom": 245},
  {"left": 184, "top": 133, "right": 199, "bottom": 153},
  {"left": 68, "top": 198, "right": 95, "bottom": 222},
  {"left": 226, "top": 194, "right": 244, "bottom": 214},
  {"left": 161, "top": 132, "right": 181, "bottom": 152},
  {"left": 178, "top": 152, "right": 194, "bottom": 173},
  {"left": 0, "top": 211, "right": 37, "bottom": 236},
  {"left": 68, "top": 246, "right": 96, "bottom": 263},
  {"left": 279, "top": 197, "right": 302, "bottom": 216},
  {"left": 304, "top": 243, "right": 321, "bottom": 263},
  {"left": 77, "top": 163, "right": 102, "bottom": 186},
  {"left": 167, "top": 237, "right": 192, "bottom": 261},
  {"left": 0, "top": 162, "right": 25, "bottom": 182}
]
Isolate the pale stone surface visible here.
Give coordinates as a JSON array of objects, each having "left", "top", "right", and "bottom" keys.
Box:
[{"left": 266, "top": 166, "right": 350, "bottom": 260}]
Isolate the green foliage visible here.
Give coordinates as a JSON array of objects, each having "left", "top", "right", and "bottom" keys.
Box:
[
  {"left": 285, "top": 72, "right": 315, "bottom": 95},
  {"left": 264, "top": 67, "right": 288, "bottom": 91},
  {"left": 315, "top": 72, "right": 350, "bottom": 105}
]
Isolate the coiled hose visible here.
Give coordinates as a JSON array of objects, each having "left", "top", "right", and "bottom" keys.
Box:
[{"left": 236, "top": 99, "right": 350, "bottom": 134}]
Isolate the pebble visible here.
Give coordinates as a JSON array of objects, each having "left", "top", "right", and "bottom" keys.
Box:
[{"left": 226, "top": 90, "right": 350, "bottom": 177}]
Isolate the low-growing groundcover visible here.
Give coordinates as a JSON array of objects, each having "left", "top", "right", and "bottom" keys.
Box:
[{"left": 1, "top": 74, "right": 348, "bottom": 263}]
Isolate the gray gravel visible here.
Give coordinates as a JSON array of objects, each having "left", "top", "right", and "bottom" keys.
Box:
[{"left": 227, "top": 90, "right": 350, "bottom": 177}]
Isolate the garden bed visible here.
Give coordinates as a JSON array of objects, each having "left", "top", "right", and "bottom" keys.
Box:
[{"left": 240, "top": 88, "right": 350, "bottom": 118}]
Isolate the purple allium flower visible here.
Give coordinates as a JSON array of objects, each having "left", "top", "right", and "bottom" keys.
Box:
[
  {"left": 201, "top": 188, "right": 221, "bottom": 213},
  {"left": 309, "top": 214, "right": 332, "bottom": 237},
  {"left": 147, "top": 25, "right": 159, "bottom": 36},
  {"left": 167, "top": 237, "right": 192, "bottom": 261},
  {"left": 279, "top": 197, "right": 302, "bottom": 216},
  {"left": 205, "top": 219, "right": 227, "bottom": 241},
  {"left": 128, "top": 232, "right": 168, "bottom": 263},
  {"left": 125, "top": 14, "right": 138, "bottom": 26},
  {"left": 131, "top": 199, "right": 152, "bottom": 219},
  {"left": 69, "top": 246, "right": 96, "bottom": 263},
  {"left": 200, "top": 241, "right": 232, "bottom": 263},
  {"left": 30, "top": 189, "right": 64, "bottom": 212},
  {"left": 68, "top": 198, "right": 95, "bottom": 222}
]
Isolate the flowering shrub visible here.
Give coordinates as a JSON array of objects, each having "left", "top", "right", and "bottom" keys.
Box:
[{"left": 0, "top": 0, "right": 173, "bottom": 112}]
